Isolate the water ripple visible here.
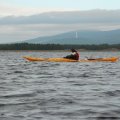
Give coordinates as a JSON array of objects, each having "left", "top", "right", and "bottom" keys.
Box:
[{"left": 0, "top": 51, "right": 120, "bottom": 120}]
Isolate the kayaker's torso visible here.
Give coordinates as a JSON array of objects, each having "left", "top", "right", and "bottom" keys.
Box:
[{"left": 72, "top": 52, "right": 79, "bottom": 60}]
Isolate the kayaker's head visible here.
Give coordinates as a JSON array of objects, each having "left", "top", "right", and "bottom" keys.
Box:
[{"left": 71, "top": 49, "right": 77, "bottom": 53}]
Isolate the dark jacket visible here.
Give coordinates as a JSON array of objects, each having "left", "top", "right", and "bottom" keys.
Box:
[{"left": 64, "top": 50, "right": 79, "bottom": 60}]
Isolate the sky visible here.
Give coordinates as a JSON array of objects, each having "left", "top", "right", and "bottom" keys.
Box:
[
  {"left": 1, "top": 0, "right": 120, "bottom": 16},
  {"left": 0, "top": 0, "right": 120, "bottom": 43}
]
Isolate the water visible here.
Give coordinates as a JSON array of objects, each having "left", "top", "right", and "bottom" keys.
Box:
[{"left": 0, "top": 51, "right": 120, "bottom": 120}]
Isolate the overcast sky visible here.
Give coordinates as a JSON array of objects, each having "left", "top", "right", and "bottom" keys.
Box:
[{"left": 0, "top": 0, "right": 120, "bottom": 43}]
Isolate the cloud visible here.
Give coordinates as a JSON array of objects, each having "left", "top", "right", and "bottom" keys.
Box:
[
  {"left": 0, "top": 10, "right": 120, "bottom": 24},
  {"left": 0, "top": 5, "right": 72, "bottom": 17},
  {"left": 0, "top": 10, "right": 120, "bottom": 43}
]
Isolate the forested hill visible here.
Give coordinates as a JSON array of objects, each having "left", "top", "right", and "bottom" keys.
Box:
[
  {"left": 24, "top": 29, "right": 120, "bottom": 44},
  {"left": 0, "top": 43, "right": 120, "bottom": 50}
]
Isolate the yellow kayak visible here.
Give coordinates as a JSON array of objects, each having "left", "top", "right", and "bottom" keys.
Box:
[{"left": 23, "top": 56, "right": 119, "bottom": 62}]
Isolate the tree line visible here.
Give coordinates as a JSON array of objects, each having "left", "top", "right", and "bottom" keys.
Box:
[{"left": 0, "top": 43, "right": 120, "bottom": 50}]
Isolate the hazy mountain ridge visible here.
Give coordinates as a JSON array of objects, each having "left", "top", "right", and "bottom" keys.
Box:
[{"left": 24, "top": 29, "right": 120, "bottom": 44}]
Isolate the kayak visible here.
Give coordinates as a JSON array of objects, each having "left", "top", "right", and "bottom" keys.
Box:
[{"left": 23, "top": 56, "right": 119, "bottom": 62}]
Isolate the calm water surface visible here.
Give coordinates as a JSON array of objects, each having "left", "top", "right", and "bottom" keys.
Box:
[{"left": 0, "top": 51, "right": 120, "bottom": 120}]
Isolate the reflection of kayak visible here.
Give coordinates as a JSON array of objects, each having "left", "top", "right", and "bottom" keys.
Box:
[{"left": 23, "top": 56, "right": 119, "bottom": 62}]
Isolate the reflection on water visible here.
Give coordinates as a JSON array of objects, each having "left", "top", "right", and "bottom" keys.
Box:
[{"left": 0, "top": 51, "right": 120, "bottom": 120}]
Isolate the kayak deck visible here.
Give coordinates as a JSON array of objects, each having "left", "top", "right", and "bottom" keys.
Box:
[{"left": 23, "top": 56, "right": 119, "bottom": 62}]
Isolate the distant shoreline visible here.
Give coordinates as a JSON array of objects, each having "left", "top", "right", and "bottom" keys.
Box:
[
  {"left": 0, "top": 49, "right": 119, "bottom": 52},
  {"left": 0, "top": 43, "right": 120, "bottom": 51}
]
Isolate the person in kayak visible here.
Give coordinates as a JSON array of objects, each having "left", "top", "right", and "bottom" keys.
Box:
[{"left": 64, "top": 49, "right": 79, "bottom": 60}]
